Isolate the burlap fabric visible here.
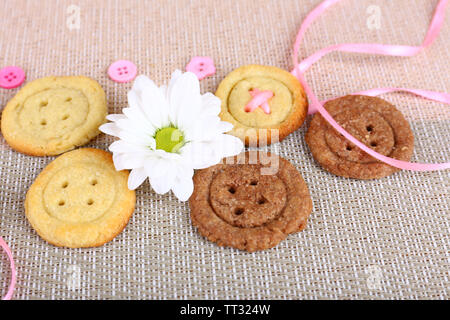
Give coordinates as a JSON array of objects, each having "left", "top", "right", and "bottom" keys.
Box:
[{"left": 0, "top": 0, "right": 448, "bottom": 300}]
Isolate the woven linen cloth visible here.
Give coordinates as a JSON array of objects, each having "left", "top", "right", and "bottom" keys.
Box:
[{"left": 0, "top": 0, "right": 449, "bottom": 300}]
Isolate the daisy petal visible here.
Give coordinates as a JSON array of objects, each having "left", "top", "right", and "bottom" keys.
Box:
[
  {"left": 99, "top": 123, "right": 121, "bottom": 137},
  {"left": 129, "top": 75, "right": 171, "bottom": 129},
  {"left": 171, "top": 177, "right": 194, "bottom": 201},
  {"left": 132, "top": 75, "right": 155, "bottom": 95},
  {"left": 127, "top": 90, "right": 142, "bottom": 110},
  {"left": 167, "top": 70, "right": 182, "bottom": 92},
  {"left": 113, "top": 153, "right": 147, "bottom": 170},
  {"left": 122, "top": 106, "right": 156, "bottom": 136},
  {"left": 201, "top": 92, "right": 221, "bottom": 116},
  {"left": 116, "top": 129, "right": 156, "bottom": 149},
  {"left": 106, "top": 114, "right": 127, "bottom": 122},
  {"left": 183, "top": 115, "right": 220, "bottom": 141},
  {"left": 144, "top": 156, "right": 169, "bottom": 179},
  {"left": 109, "top": 140, "right": 150, "bottom": 154},
  {"left": 180, "top": 142, "right": 219, "bottom": 169},
  {"left": 218, "top": 121, "right": 234, "bottom": 133},
  {"left": 182, "top": 134, "right": 243, "bottom": 169},
  {"left": 149, "top": 168, "right": 176, "bottom": 194},
  {"left": 167, "top": 71, "right": 201, "bottom": 128},
  {"left": 184, "top": 117, "right": 233, "bottom": 142},
  {"left": 139, "top": 86, "right": 170, "bottom": 129},
  {"left": 128, "top": 167, "right": 147, "bottom": 190},
  {"left": 217, "top": 134, "right": 244, "bottom": 157}
]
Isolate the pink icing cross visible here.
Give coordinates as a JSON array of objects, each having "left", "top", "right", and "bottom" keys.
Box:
[{"left": 244, "top": 88, "right": 273, "bottom": 114}]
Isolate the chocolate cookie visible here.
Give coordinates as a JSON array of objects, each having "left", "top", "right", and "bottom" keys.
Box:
[
  {"left": 305, "top": 95, "right": 414, "bottom": 179},
  {"left": 189, "top": 151, "right": 313, "bottom": 252}
]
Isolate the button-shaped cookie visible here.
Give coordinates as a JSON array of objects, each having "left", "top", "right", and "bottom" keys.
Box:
[
  {"left": 1, "top": 76, "right": 107, "bottom": 156},
  {"left": 25, "top": 148, "right": 135, "bottom": 248},
  {"left": 305, "top": 95, "right": 414, "bottom": 179},
  {"left": 189, "top": 151, "right": 313, "bottom": 252},
  {"left": 216, "top": 65, "right": 308, "bottom": 146}
]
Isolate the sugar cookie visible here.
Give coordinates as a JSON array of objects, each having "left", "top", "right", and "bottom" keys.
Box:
[
  {"left": 1, "top": 76, "right": 107, "bottom": 156},
  {"left": 189, "top": 151, "right": 313, "bottom": 252},
  {"left": 25, "top": 148, "right": 135, "bottom": 248},
  {"left": 216, "top": 65, "right": 308, "bottom": 146},
  {"left": 305, "top": 95, "right": 414, "bottom": 179}
]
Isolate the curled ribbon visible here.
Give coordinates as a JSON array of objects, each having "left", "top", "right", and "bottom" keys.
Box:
[
  {"left": 291, "top": 0, "right": 450, "bottom": 171},
  {"left": 0, "top": 236, "right": 16, "bottom": 300}
]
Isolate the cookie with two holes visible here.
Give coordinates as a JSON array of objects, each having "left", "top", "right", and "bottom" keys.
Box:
[{"left": 305, "top": 95, "right": 414, "bottom": 179}]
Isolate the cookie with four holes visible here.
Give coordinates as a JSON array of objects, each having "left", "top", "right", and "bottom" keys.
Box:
[
  {"left": 189, "top": 151, "right": 313, "bottom": 252},
  {"left": 216, "top": 65, "right": 308, "bottom": 146},
  {"left": 25, "top": 148, "right": 136, "bottom": 248},
  {"left": 1, "top": 76, "right": 107, "bottom": 156},
  {"left": 305, "top": 95, "right": 414, "bottom": 179}
]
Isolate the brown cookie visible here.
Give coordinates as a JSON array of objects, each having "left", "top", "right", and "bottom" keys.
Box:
[
  {"left": 189, "top": 151, "right": 313, "bottom": 252},
  {"left": 305, "top": 95, "right": 414, "bottom": 179}
]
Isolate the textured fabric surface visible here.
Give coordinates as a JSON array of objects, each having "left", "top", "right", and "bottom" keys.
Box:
[{"left": 0, "top": 0, "right": 449, "bottom": 300}]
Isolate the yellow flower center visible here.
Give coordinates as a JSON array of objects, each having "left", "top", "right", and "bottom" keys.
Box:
[{"left": 154, "top": 127, "right": 185, "bottom": 153}]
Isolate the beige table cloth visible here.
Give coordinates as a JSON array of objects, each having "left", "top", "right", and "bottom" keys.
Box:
[{"left": 0, "top": 0, "right": 449, "bottom": 299}]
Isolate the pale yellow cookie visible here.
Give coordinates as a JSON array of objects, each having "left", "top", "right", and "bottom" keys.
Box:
[
  {"left": 1, "top": 76, "right": 107, "bottom": 156},
  {"left": 216, "top": 65, "right": 308, "bottom": 146},
  {"left": 25, "top": 148, "right": 135, "bottom": 248}
]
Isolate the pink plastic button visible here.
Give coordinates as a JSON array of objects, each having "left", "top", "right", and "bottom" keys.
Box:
[
  {"left": 0, "top": 66, "right": 25, "bottom": 89},
  {"left": 186, "top": 56, "right": 216, "bottom": 80},
  {"left": 108, "top": 60, "right": 137, "bottom": 83}
]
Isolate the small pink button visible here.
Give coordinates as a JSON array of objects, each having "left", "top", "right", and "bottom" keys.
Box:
[
  {"left": 0, "top": 66, "right": 26, "bottom": 89},
  {"left": 107, "top": 60, "right": 137, "bottom": 83},
  {"left": 186, "top": 56, "right": 216, "bottom": 80}
]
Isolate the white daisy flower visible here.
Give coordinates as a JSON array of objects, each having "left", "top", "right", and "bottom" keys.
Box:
[{"left": 100, "top": 70, "right": 244, "bottom": 201}]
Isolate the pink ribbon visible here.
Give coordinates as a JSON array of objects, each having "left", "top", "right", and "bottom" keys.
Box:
[
  {"left": 0, "top": 236, "right": 16, "bottom": 300},
  {"left": 245, "top": 88, "right": 273, "bottom": 114},
  {"left": 291, "top": 0, "right": 450, "bottom": 171}
]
